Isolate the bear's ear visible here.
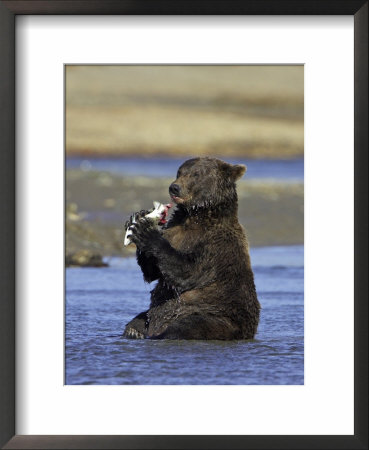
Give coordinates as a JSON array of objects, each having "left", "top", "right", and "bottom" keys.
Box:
[
  {"left": 219, "top": 160, "right": 247, "bottom": 181},
  {"left": 231, "top": 164, "right": 247, "bottom": 180}
]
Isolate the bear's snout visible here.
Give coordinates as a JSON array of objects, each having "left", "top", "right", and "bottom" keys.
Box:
[{"left": 169, "top": 183, "right": 181, "bottom": 198}]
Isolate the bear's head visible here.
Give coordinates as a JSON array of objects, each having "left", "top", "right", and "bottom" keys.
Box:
[{"left": 169, "top": 157, "right": 246, "bottom": 211}]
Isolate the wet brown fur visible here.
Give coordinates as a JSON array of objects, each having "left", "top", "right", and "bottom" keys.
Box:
[{"left": 124, "top": 157, "right": 260, "bottom": 340}]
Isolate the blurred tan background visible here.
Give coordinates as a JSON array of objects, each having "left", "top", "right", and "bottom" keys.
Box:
[
  {"left": 65, "top": 65, "right": 304, "bottom": 265},
  {"left": 66, "top": 65, "right": 303, "bottom": 159}
]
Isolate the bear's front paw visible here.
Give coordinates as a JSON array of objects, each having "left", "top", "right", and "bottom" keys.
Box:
[
  {"left": 124, "top": 209, "right": 151, "bottom": 231},
  {"left": 130, "top": 218, "right": 161, "bottom": 253}
]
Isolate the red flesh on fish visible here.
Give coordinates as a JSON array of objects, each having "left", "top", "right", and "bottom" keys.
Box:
[{"left": 159, "top": 203, "right": 172, "bottom": 224}]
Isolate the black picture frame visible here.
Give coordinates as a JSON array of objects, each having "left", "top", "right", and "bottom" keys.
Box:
[{"left": 0, "top": 1, "right": 367, "bottom": 449}]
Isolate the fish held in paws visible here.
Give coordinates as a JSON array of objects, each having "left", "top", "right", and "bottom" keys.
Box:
[{"left": 124, "top": 201, "right": 172, "bottom": 246}]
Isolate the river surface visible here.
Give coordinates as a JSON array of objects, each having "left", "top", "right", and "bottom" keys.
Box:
[
  {"left": 66, "top": 156, "right": 303, "bottom": 181},
  {"left": 65, "top": 245, "right": 304, "bottom": 385}
]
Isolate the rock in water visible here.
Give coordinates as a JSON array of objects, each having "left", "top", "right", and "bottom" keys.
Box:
[{"left": 66, "top": 250, "right": 108, "bottom": 267}]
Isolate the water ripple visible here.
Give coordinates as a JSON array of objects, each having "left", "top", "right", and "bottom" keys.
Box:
[{"left": 65, "top": 246, "right": 304, "bottom": 385}]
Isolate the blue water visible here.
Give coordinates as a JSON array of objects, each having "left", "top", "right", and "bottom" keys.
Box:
[
  {"left": 66, "top": 156, "right": 304, "bottom": 181},
  {"left": 65, "top": 245, "right": 304, "bottom": 385}
]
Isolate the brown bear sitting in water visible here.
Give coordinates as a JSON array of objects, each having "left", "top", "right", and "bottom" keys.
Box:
[{"left": 123, "top": 157, "right": 260, "bottom": 340}]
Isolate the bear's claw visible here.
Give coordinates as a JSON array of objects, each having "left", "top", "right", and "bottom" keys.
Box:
[
  {"left": 130, "top": 218, "right": 160, "bottom": 252},
  {"left": 124, "top": 327, "right": 145, "bottom": 339}
]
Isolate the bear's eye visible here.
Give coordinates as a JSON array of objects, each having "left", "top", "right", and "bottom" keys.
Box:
[{"left": 193, "top": 170, "right": 200, "bottom": 178}]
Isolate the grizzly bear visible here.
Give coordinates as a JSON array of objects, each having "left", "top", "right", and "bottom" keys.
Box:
[{"left": 123, "top": 157, "right": 260, "bottom": 340}]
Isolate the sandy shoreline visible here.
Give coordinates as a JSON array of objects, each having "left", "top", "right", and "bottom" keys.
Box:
[
  {"left": 66, "top": 66, "right": 303, "bottom": 160},
  {"left": 66, "top": 170, "right": 303, "bottom": 259}
]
